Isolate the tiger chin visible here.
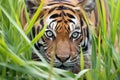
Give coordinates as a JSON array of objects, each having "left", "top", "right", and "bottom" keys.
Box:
[{"left": 21, "top": 0, "right": 110, "bottom": 73}]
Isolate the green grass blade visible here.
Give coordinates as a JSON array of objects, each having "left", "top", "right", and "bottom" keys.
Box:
[{"left": 25, "top": 0, "right": 44, "bottom": 34}]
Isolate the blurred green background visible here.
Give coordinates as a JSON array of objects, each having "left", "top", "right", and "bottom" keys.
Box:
[{"left": 0, "top": 0, "right": 120, "bottom": 80}]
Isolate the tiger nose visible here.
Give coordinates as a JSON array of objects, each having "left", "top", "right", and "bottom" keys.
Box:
[{"left": 55, "top": 54, "right": 70, "bottom": 63}]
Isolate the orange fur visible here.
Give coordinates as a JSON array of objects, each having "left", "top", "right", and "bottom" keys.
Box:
[{"left": 21, "top": 0, "right": 110, "bottom": 73}]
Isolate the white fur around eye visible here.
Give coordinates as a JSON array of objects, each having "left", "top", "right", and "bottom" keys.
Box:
[
  {"left": 46, "top": 16, "right": 53, "bottom": 25},
  {"left": 50, "top": 22, "right": 57, "bottom": 30},
  {"left": 69, "top": 29, "right": 81, "bottom": 41},
  {"left": 46, "top": 16, "right": 57, "bottom": 30},
  {"left": 69, "top": 23, "right": 75, "bottom": 31}
]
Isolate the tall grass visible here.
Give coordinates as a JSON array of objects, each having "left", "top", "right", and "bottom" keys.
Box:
[{"left": 0, "top": 0, "right": 120, "bottom": 80}]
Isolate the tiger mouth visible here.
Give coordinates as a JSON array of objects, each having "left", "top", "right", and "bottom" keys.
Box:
[
  {"left": 57, "top": 65, "right": 70, "bottom": 70},
  {"left": 46, "top": 58, "right": 79, "bottom": 70},
  {"left": 32, "top": 50, "right": 80, "bottom": 69}
]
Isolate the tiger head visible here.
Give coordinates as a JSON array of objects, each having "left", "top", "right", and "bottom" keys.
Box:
[{"left": 23, "top": 0, "right": 95, "bottom": 73}]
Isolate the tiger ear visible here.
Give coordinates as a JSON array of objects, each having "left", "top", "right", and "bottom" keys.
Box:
[
  {"left": 25, "top": 0, "right": 41, "bottom": 14},
  {"left": 25, "top": 0, "right": 52, "bottom": 15},
  {"left": 78, "top": 0, "right": 95, "bottom": 12},
  {"left": 69, "top": 0, "right": 95, "bottom": 12}
]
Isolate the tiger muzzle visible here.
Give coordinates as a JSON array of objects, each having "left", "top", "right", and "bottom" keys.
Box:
[{"left": 55, "top": 40, "right": 71, "bottom": 63}]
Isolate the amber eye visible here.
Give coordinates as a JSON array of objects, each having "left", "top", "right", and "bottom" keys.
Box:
[
  {"left": 70, "top": 30, "right": 81, "bottom": 40},
  {"left": 45, "top": 29, "right": 56, "bottom": 40}
]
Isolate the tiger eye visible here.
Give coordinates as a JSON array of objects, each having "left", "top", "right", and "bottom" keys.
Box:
[
  {"left": 70, "top": 30, "right": 81, "bottom": 41},
  {"left": 71, "top": 32, "right": 80, "bottom": 39},
  {"left": 46, "top": 30, "right": 53, "bottom": 37}
]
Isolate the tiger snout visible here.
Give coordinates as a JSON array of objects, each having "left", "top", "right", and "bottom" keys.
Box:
[
  {"left": 55, "top": 40, "right": 71, "bottom": 63},
  {"left": 45, "top": 40, "right": 79, "bottom": 69}
]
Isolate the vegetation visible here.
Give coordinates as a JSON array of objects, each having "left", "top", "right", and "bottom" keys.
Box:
[{"left": 0, "top": 0, "right": 120, "bottom": 80}]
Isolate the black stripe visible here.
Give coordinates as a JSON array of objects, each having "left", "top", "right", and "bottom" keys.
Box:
[
  {"left": 67, "top": 13, "right": 75, "bottom": 19},
  {"left": 63, "top": 3, "right": 75, "bottom": 7},
  {"left": 48, "top": 7, "right": 57, "bottom": 14},
  {"left": 67, "top": 19, "right": 75, "bottom": 24},
  {"left": 50, "top": 14, "right": 60, "bottom": 18},
  {"left": 34, "top": 43, "right": 40, "bottom": 50},
  {"left": 29, "top": 26, "right": 35, "bottom": 40},
  {"left": 80, "top": 17, "right": 83, "bottom": 27},
  {"left": 64, "top": 20, "right": 67, "bottom": 23},
  {"left": 81, "top": 39, "right": 88, "bottom": 52},
  {"left": 56, "top": 25, "right": 62, "bottom": 31},
  {"left": 32, "top": 27, "right": 35, "bottom": 37},
  {"left": 40, "top": 19, "right": 44, "bottom": 27},
  {"left": 67, "top": 8, "right": 76, "bottom": 13},
  {"left": 37, "top": 26, "right": 40, "bottom": 34},
  {"left": 58, "top": 7, "right": 76, "bottom": 13},
  {"left": 61, "top": 11, "right": 67, "bottom": 16},
  {"left": 82, "top": 45, "right": 88, "bottom": 52},
  {"left": 56, "top": 6, "right": 67, "bottom": 10},
  {"left": 86, "top": 27, "right": 89, "bottom": 40},
  {"left": 55, "top": 25, "right": 59, "bottom": 31},
  {"left": 47, "top": 2, "right": 75, "bottom": 7},
  {"left": 57, "top": 20, "right": 62, "bottom": 23},
  {"left": 65, "top": 25, "right": 70, "bottom": 33},
  {"left": 48, "top": 6, "right": 76, "bottom": 14},
  {"left": 47, "top": 3, "right": 58, "bottom": 6}
]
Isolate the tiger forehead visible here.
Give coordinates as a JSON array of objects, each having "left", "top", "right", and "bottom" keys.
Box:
[
  {"left": 46, "top": 1, "right": 76, "bottom": 8},
  {"left": 46, "top": 10, "right": 80, "bottom": 32},
  {"left": 44, "top": 2, "right": 81, "bottom": 21},
  {"left": 44, "top": 1, "right": 80, "bottom": 13},
  {"left": 42, "top": 2, "right": 83, "bottom": 32}
]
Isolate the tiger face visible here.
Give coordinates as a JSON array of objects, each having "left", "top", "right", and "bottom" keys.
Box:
[{"left": 24, "top": 0, "right": 96, "bottom": 73}]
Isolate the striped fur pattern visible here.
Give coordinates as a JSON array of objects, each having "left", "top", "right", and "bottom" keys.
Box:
[{"left": 22, "top": 0, "right": 109, "bottom": 73}]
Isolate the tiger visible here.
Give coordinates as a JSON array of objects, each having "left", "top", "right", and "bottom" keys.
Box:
[{"left": 21, "top": 0, "right": 110, "bottom": 73}]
